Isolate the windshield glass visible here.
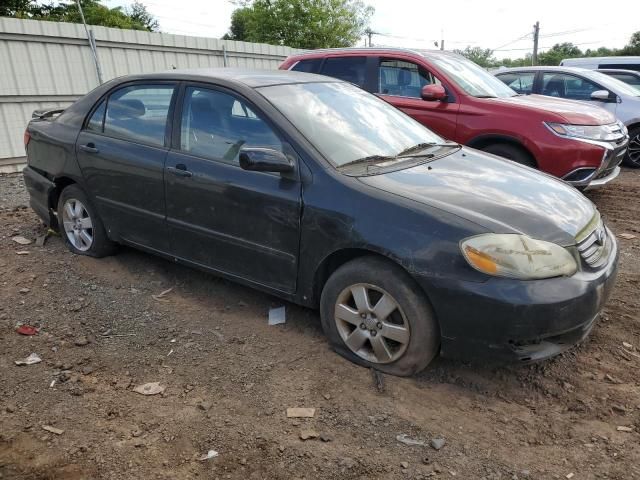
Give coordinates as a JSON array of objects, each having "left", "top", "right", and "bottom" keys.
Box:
[
  {"left": 258, "top": 82, "right": 445, "bottom": 167},
  {"left": 427, "top": 53, "right": 518, "bottom": 98},
  {"left": 585, "top": 70, "right": 640, "bottom": 97}
]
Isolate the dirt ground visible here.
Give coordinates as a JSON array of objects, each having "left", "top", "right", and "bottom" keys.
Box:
[{"left": 1, "top": 169, "right": 639, "bottom": 480}]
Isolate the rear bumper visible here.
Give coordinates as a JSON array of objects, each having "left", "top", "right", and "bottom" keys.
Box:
[
  {"left": 23, "top": 166, "right": 56, "bottom": 227},
  {"left": 418, "top": 234, "right": 619, "bottom": 363}
]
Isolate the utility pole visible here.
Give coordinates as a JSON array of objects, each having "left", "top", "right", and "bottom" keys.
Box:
[
  {"left": 440, "top": 29, "right": 444, "bottom": 50},
  {"left": 75, "top": 0, "right": 103, "bottom": 84},
  {"left": 532, "top": 21, "right": 540, "bottom": 66},
  {"left": 365, "top": 28, "right": 374, "bottom": 47}
]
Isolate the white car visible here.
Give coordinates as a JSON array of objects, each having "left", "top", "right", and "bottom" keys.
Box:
[
  {"left": 495, "top": 66, "right": 640, "bottom": 168},
  {"left": 560, "top": 56, "right": 640, "bottom": 71}
]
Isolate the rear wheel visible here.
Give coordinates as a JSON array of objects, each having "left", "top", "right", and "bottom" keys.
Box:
[
  {"left": 320, "top": 257, "right": 440, "bottom": 377},
  {"left": 482, "top": 143, "right": 536, "bottom": 168},
  {"left": 57, "top": 184, "right": 116, "bottom": 257},
  {"left": 623, "top": 127, "right": 640, "bottom": 168}
]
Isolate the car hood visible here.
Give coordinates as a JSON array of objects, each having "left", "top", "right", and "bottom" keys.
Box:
[
  {"left": 357, "top": 148, "right": 596, "bottom": 245},
  {"left": 492, "top": 94, "right": 616, "bottom": 125}
]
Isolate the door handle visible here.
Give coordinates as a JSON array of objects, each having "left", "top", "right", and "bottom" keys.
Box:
[
  {"left": 79, "top": 143, "right": 99, "bottom": 154},
  {"left": 167, "top": 164, "right": 193, "bottom": 177}
]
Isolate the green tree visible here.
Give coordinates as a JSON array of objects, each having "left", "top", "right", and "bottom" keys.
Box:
[
  {"left": 621, "top": 31, "right": 640, "bottom": 55},
  {"left": 0, "top": 0, "right": 35, "bottom": 16},
  {"left": 223, "top": 0, "right": 374, "bottom": 49},
  {"left": 127, "top": 1, "right": 159, "bottom": 31},
  {"left": 453, "top": 46, "right": 496, "bottom": 68},
  {"left": 537, "top": 42, "right": 582, "bottom": 66},
  {"left": 222, "top": 6, "right": 251, "bottom": 41},
  {"left": 0, "top": 0, "right": 159, "bottom": 31}
]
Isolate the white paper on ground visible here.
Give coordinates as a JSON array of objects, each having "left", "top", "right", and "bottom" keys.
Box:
[{"left": 268, "top": 306, "right": 286, "bottom": 325}]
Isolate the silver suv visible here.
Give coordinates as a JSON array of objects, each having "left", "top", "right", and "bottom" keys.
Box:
[{"left": 495, "top": 66, "right": 640, "bottom": 168}]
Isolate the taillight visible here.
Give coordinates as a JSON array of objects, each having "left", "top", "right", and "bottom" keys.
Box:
[{"left": 24, "top": 130, "right": 31, "bottom": 148}]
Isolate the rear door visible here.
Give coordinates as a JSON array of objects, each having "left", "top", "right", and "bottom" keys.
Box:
[
  {"left": 76, "top": 82, "right": 177, "bottom": 252},
  {"left": 374, "top": 57, "right": 459, "bottom": 140},
  {"left": 495, "top": 71, "right": 537, "bottom": 95},
  {"left": 164, "top": 84, "right": 302, "bottom": 293},
  {"left": 318, "top": 56, "right": 378, "bottom": 92}
]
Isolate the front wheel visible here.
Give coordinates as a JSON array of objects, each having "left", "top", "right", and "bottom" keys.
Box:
[
  {"left": 320, "top": 257, "right": 440, "bottom": 376},
  {"left": 623, "top": 127, "right": 640, "bottom": 168},
  {"left": 57, "top": 184, "right": 116, "bottom": 257},
  {"left": 482, "top": 143, "right": 536, "bottom": 168}
]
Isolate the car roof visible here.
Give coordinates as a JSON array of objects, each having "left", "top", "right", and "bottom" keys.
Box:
[
  {"left": 114, "top": 68, "right": 339, "bottom": 88},
  {"left": 495, "top": 66, "right": 592, "bottom": 74},
  {"left": 561, "top": 56, "right": 640, "bottom": 63},
  {"left": 289, "top": 47, "right": 463, "bottom": 60},
  {"left": 597, "top": 68, "right": 640, "bottom": 75}
]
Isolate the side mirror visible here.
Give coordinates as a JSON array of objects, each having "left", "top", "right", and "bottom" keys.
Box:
[
  {"left": 421, "top": 84, "right": 447, "bottom": 101},
  {"left": 239, "top": 147, "right": 294, "bottom": 173},
  {"left": 591, "top": 90, "right": 611, "bottom": 102}
]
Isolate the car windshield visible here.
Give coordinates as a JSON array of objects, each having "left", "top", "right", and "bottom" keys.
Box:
[
  {"left": 427, "top": 53, "right": 518, "bottom": 98},
  {"left": 584, "top": 70, "right": 640, "bottom": 97},
  {"left": 258, "top": 81, "right": 448, "bottom": 168}
]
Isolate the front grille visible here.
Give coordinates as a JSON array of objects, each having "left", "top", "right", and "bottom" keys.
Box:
[
  {"left": 595, "top": 143, "right": 627, "bottom": 179},
  {"left": 577, "top": 220, "right": 609, "bottom": 267}
]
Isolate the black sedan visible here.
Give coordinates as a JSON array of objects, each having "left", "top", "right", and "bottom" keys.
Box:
[{"left": 23, "top": 69, "right": 618, "bottom": 376}]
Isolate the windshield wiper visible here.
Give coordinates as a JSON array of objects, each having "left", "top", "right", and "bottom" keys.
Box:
[
  {"left": 397, "top": 142, "right": 459, "bottom": 157},
  {"left": 338, "top": 154, "right": 396, "bottom": 168},
  {"left": 475, "top": 95, "right": 498, "bottom": 98}
]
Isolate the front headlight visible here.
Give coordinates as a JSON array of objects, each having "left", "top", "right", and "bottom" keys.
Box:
[
  {"left": 545, "top": 122, "right": 624, "bottom": 142},
  {"left": 460, "top": 234, "right": 577, "bottom": 280}
]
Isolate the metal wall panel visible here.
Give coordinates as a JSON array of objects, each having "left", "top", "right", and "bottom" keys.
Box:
[{"left": 0, "top": 17, "right": 300, "bottom": 165}]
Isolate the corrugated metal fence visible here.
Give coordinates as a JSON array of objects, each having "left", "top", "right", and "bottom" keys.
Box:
[{"left": 0, "top": 17, "right": 299, "bottom": 172}]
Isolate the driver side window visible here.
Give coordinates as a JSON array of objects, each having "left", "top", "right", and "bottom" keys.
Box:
[
  {"left": 542, "top": 73, "right": 601, "bottom": 101},
  {"left": 180, "top": 87, "right": 283, "bottom": 165},
  {"left": 378, "top": 59, "right": 440, "bottom": 98}
]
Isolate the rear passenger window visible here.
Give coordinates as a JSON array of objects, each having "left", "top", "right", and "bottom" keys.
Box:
[
  {"left": 180, "top": 87, "right": 282, "bottom": 165},
  {"left": 321, "top": 56, "right": 367, "bottom": 88},
  {"left": 496, "top": 72, "right": 535, "bottom": 94},
  {"left": 291, "top": 58, "right": 323, "bottom": 73},
  {"left": 103, "top": 85, "right": 174, "bottom": 147}
]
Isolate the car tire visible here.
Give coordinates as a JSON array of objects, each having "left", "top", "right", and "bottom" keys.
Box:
[
  {"left": 320, "top": 256, "right": 440, "bottom": 377},
  {"left": 623, "top": 126, "right": 640, "bottom": 168},
  {"left": 57, "top": 184, "right": 116, "bottom": 258},
  {"left": 482, "top": 143, "right": 536, "bottom": 168}
]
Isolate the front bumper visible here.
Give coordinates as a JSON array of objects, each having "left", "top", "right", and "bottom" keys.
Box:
[
  {"left": 419, "top": 233, "right": 619, "bottom": 363},
  {"left": 562, "top": 137, "right": 628, "bottom": 189}
]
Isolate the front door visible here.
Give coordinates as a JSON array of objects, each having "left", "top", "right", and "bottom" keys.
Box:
[
  {"left": 75, "top": 83, "right": 176, "bottom": 252},
  {"left": 164, "top": 85, "right": 302, "bottom": 293},
  {"left": 375, "top": 57, "right": 460, "bottom": 140},
  {"left": 539, "top": 71, "right": 618, "bottom": 116}
]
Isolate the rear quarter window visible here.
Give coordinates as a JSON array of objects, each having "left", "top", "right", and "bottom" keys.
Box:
[{"left": 290, "top": 58, "right": 323, "bottom": 73}]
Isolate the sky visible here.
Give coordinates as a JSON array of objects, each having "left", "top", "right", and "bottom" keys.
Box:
[{"left": 109, "top": 0, "right": 639, "bottom": 59}]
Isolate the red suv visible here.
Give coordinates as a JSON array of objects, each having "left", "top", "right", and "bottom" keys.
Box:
[{"left": 280, "top": 48, "right": 629, "bottom": 189}]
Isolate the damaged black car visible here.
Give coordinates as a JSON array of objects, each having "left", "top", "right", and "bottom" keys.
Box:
[{"left": 23, "top": 69, "right": 618, "bottom": 376}]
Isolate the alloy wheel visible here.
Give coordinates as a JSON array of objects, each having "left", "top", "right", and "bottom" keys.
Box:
[
  {"left": 61, "top": 198, "right": 94, "bottom": 251},
  {"left": 334, "top": 283, "right": 410, "bottom": 364},
  {"left": 629, "top": 133, "right": 640, "bottom": 166}
]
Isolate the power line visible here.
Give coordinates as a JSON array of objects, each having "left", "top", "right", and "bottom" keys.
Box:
[
  {"left": 495, "top": 40, "right": 605, "bottom": 52},
  {"left": 492, "top": 33, "right": 532, "bottom": 52},
  {"left": 539, "top": 27, "right": 592, "bottom": 38}
]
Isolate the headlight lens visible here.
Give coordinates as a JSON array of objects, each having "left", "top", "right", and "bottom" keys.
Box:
[
  {"left": 460, "top": 234, "right": 577, "bottom": 280},
  {"left": 545, "top": 122, "right": 625, "bottom": 142}
]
